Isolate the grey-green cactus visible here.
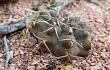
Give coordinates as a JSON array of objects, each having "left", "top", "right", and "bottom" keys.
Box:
[{"left": 27, "top": 10, "right": 92, "bottom": 62}]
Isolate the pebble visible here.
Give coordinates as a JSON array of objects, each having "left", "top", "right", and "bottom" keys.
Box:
[
  {"left": 0, "top": 66, "right": 4, "bottom": 70},
  {"left": 90, "top": 63, "right": 95, "bottom": 66},
  {"left": 8, "top": 65, "right": 16, "bottom": 70},
  {"left": 0, "top": 53, "right": 3, "bottom": 57},
  {"left": 73, "top": 67, "right": 79, "bottom": 70},
  {"left": 101, "top": 53, "right": 107, "bottom": 59},
  {"left": 87, "top": 60, "right": 91, "bottom": 64},
  {"left": 82, "top": 60, "right": 86, "bottom": 64}
]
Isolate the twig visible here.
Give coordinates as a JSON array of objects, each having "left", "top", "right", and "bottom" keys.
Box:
[
  {"left": 55, "top": 0, "right": 74, "bottom": 11},
  {"left": 0, "top": 22, "right": 25, "bottom": 35},
  {"left": 0, "top": 13, "right": 38, "bottom": 35},
  {"left": 7, "top": 6, "right": 14, "bottom": 19},
  {"left": 2, "top": 35, "right": 10, "bottom": 70}
]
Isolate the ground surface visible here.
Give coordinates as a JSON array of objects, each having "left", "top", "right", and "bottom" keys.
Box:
[{"left": 0, "top": 0, "right": 110, "bottom": 70}]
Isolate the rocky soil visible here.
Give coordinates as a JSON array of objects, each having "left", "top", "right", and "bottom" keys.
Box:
[{"left": 0, "top": 0, "right": 110, "bottom": 70}]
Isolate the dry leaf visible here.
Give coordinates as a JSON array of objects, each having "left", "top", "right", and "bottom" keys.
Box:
[{"left": 65, "top": 65, "right": 72, "bottom": 70}]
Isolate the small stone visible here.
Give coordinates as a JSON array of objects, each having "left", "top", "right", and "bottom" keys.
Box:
[
  {"left": 19, "top": 50, "right": 24, "bottom": 55},
  {"left": 73, "top": 67, "right": 79, "bottom": 70},
  {"left": 28, "top": 66, "right": 35, "bottom": 69},
  {"left": 87, "top": 60, "right": 91, "bottom": 64},
  {"left": 0, "top": 66, "right": 4, "bottom": 70},
  {"left": 101, "top": 53, "right": 107, "bottom": 59},
  {"left": 0, "top": 53, "right": 3, "bottom": 57},
  {"left": 8, "top": 66, "right": 16, "bottom": 70},
  {"left": 31, "top": 61, "right": 38, "bottom": 65},
  {"left": 9, "top": 51, "right": 13, "bottom": 58},
  {"left": 82, "top": 60, "right": 86, "bottom": 64},
  {"left": 93, "top": 52, "right": 98, "bottom": 56},
  {"left": 14, "top": 50, "right": 19, "bottom": 56},
  {"left": 90, "top": 63, "right": 95, "bottom": 66}
]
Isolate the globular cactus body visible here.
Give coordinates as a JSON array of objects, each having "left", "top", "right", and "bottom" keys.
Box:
[{"left": 28, "top": 10, "right": 92, "bottom": 62}]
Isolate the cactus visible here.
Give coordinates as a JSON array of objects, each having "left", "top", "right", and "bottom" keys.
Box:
[{"left": 27, "top": 10, "right": 92, "bottom": 62}]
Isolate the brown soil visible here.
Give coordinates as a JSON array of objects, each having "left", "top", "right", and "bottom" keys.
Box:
[{"left": 0, "top": 0, "right": 110, "bottom": 70}]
